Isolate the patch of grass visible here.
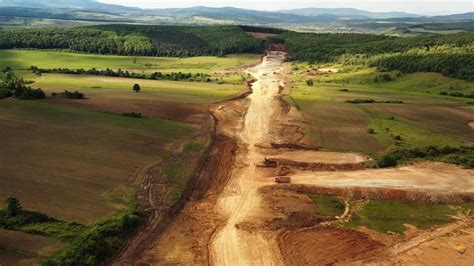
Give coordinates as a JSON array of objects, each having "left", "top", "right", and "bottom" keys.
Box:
[
  {"left": 307, "top": 194, "right": 345, "bottom": 216},
  {"left": 347, "top": 200, "right": 456, "bottom": 233},
  {"left": 362, "top": 106, "right": 463, "bottom": 152},
  {"left": 164, "top": 139, "right": 209, "bottom": 201},
  {"left": 460, "top": 202, "right": 474, "bottom": 212}
]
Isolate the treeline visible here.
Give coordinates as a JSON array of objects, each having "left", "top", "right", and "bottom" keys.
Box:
[
  {"left": 282, "top": 32, "right": 474, "bottom": 80},
  {"left": 238, "top": 25, "right": 286, "bottom": 34},
  {"left": 31, "top": 66, "right": 213, "bottom": 82},
  {"left": 0, "top": 70, "right": 45, "bottom": 99},
  {"left": 0, "top": 25, "right": 263, "bottom": 57},
  {"left": 378, "top": 145, "right": 474, "bottom": 168}
]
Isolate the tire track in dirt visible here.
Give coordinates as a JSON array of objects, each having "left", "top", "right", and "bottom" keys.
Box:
[{"left": 210, "top": 52, "right": 288, "bottom": 266}]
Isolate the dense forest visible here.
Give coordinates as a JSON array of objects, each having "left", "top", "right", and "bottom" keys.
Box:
[
  {"left": 1, "top": 25, "right": 473, "bottom": 79},
  {"left": 280, "top": 32, "right": 474, "bottom": 80},
  {"left": 0, "top": 25, "right": 263, "bottom": 57}
]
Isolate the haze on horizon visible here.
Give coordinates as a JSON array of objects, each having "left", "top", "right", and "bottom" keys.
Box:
[{"left": 98, "top": 0, "right": 473, "bottom": 15}]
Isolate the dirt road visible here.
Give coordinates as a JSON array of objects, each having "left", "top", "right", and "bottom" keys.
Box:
[
  {"left": 210, "top": 52, "right": 287, "bottom": 265},
  {"left": 116, "top": 51, "right": 474, "bottom": 265}
]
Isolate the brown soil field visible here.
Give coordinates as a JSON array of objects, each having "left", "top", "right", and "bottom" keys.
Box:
[
  {"left": 43, "top": 98, "right": 207, "bottom": 124},
  {"left": 291, "top": 162, "right": 474, "bottom": 195},
  {"left": 0, "top": 101, "right": 194, "bottom": 223},
  {"left": 267, "top": 150, "right": 369, "bottom": 164},
  {"left": 298, "top": 101, "right": 384, "bottom": 153},
  {"left": 373, "top": 104, "right": 474, "bottom": 143},
  {"left": 0, "top": 229, "right": 63, "bottom": 265},
  {"left": 279, "top": 227, "right": 384, "bottom": 265}
]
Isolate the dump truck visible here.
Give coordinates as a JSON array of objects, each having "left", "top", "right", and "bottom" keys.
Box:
[{"left": 275, "top": 176, "right": 291, "bottom": 184}]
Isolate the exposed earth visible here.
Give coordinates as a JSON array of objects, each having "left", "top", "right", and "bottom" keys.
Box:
[{"left": 115, "top": 51, "right": 474, "bottom": 265}]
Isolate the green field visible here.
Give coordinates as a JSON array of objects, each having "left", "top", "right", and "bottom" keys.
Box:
[
  {"left": 0, "top": 50, "right": 257, "bottom": 71},
  {"left": 288, "top": 63, "right": 474, "bottom": 155},
  {"left": 347, "top": 200, "right": 456, "bottom": 233},
  {"left": 27, "top": 73, "right": 243, "bottom": 104}
]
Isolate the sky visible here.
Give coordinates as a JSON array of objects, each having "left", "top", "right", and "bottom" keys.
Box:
[{"left": 98, "top": 0, "right": 473, "bottom": 15}]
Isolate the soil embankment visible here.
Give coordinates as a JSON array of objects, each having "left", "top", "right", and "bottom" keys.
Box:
[{"left": 116, "top": 51, "right": 474, "bottom": 265}]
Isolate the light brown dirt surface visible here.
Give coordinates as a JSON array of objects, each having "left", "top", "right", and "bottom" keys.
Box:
[
  {"left": 267, "top": 150, "right": 369, "bottom": 164},
  {"left": 210, "top": 52, "right": 289, "bottom": 266},
  {"left": 291, "top": 161, "right": 474, "bottom": 195},
  {"left": 117, "top": 50, "right": 474, "bottom": 265},
  {"left": 279, "top": 227, "right": 384, "bottom": 266}
]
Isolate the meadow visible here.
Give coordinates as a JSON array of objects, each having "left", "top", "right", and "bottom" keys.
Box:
[{"left": 288, "top": 63, "right": 474, "bottom": 155}]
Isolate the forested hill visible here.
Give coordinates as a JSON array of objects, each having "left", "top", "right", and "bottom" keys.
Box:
[
  {"left": 0, "top": 25, "right": 263, "bottom": 57},
  {"left": 279, "top": 32, "right": 474, "bottom": 80}
]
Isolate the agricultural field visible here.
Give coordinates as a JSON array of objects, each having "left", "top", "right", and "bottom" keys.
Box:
[
  {"left": 288, "top": 63, "right": 474, "bottom": 156},
  {"left": 0, "top": 50, "right": 258, "bottom": 84},
  {"left": 0, "top": 49, "right": 255, "bottom": 264},
  {"left": 1, "top": 23, "right": 473, "bottom": 266}
]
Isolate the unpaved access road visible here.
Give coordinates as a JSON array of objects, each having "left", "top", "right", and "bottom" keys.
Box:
[
  {"left": 291, "top": 161, "right": 474, "bottom": 194},
  {"left": 117, "top": 51, "right": 474, "bottom": 265},
  {"left": 210, "top": 52, "right": 287, "bottom": 266}
]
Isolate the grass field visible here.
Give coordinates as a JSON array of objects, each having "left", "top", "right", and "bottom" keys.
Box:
[
  {"left": 307, "top": 194, "right": 345, "bottom": 217},
  {"left": 27, "top": 73, "right": 244, "bottom": 104},
  {"left": 0, "top": 100, "right": 195, "bottom": 223},
  {"left": 1, "top": 50, "right": 258, "bottom": 84},
  {"left": 288, "top": 63, "right": 474, "bottom": 155},
  {"left": 347, "top": 200, "right": 456, "bottom": 233}
]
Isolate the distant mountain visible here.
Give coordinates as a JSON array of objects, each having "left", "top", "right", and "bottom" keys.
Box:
[
  {"left": 146, "top": 6, "right": 343, "bottom": 24},
  {"left": 1, "top": 0, "right": 471, "bottom": 28},
  {"left": 282, "top": 8, "right": 421, "bottom": 19},
  {"left": 0, "top": 0, "right": 139, "bottom": 13},
  {"left": 431, "top": 12, "right": 474, "bottom": 20},
  {"left": 0, "top": 6, "right": 132, "bottom": 22}
]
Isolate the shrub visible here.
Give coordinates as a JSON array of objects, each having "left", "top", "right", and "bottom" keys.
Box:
[
  {"left": 122, "top": 112, "right": 143, "bottom": 118},
  {"left": 377, "top": 155, "right": 398, "bottom": 167},
  {"left": 0, "top": 89, "right": 12, "bottom": 99}
]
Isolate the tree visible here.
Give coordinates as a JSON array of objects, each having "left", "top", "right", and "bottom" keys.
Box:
[
  {"left": 132, "top": 84, "right": 141, "bottom": 93},
  {"left": 5, "top": 197, "right": 21, "bottom": 217}
]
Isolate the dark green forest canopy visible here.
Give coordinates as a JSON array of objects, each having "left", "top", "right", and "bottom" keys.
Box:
[
  {"left": 0, "top": 25, "right": 473, "bottom": 80},
  {"left": 280, "top": 32, "right": 474, "bottom": 80},
  {"left": 0, "top": 25, "right": 263, "bottom": 56}
]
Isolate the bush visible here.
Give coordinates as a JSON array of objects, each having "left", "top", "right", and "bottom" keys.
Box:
[
  {"left": 122, "top": 112, "right": 143, "bottom": 118},
  {"left": 44, "top": 212, "right": 143, "bottom": 266},
  {"left": 306, "top": 79, "right": 314, "bottom": 86},
  {"left": 0, "top": 89, "right": 12, "bottom": 99},
  {"left": 377, "top": 155, "right": 398, "bottom": 167},
  {"left": 17, "top": 87, "right": 46, "bottom": 100},
  {"left": 51, "top": 90, "right": 85, "bottom": 99}
]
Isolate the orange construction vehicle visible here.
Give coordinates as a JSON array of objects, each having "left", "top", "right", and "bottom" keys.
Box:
[{"left": 275, "top": 176, "right": 291, "bottom": 183}]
